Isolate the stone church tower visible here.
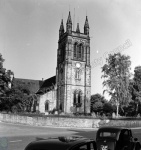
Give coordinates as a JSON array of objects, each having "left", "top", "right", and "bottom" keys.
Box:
[{"left": 56, "top": 12, "right": 91, "bottom": 114}]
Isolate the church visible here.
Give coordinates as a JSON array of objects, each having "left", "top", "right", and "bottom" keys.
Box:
[{"left": 15, "top": 12, "right": 91, "bottom": 114}]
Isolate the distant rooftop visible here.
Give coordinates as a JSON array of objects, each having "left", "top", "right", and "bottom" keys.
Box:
[{"left": 13, "top": 78, "right": 43, "bottom": 94}]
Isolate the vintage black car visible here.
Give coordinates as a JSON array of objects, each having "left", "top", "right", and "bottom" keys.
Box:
[
  {"left": 25, "top": 136, "right": 97, "bottom": 150},
  {"left": 96, "top": 127, "right": 141, "bottom": 150}
]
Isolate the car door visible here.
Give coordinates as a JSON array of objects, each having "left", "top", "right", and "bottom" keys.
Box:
[{"left": 119, "top": 129, "right": 131, "bottom": 149}]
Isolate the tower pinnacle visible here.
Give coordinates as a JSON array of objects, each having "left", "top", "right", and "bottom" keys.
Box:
[
  {"left": 66, "top": 11, "right": 72, "bottom": 34},
  {"left": 59, "top": 19, "right": 64, "bottom": 37},
  {"left": 76, "top": 23, "right": 80, "bottom": 33},
  {"left": 67, "top": 11, "right": 72, "bottom": 24},
  {"left": 84, "top": 16, "right": 89, "bottom": 35}
]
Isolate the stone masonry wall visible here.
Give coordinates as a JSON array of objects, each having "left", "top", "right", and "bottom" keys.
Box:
[
  {"left": 0, "top": 113, "right": 100, "bottom": 128},
  {"left": 1, "top": 113, "right": 141, "bottom": 128}
]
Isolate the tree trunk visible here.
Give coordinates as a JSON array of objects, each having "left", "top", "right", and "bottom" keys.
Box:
[
  {"left": 116, "top": 104, "right": 119, "bottom": 117},
  {"left": 136, "top": 103, "right": 138, "bottom": 116}
]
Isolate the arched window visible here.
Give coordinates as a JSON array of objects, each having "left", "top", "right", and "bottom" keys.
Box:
[
  {"left": 73, "top": 90, "right": 82, "bottom": 105},
  {"left": 73, "top": 43, "right": 84, "bottom": 60},
  {"left": 73, "top": 43, "right": 83, "bottom": 60},
  {"left": 75, "top": 69, "right": 78, "bottom": 79},
  {"left": 75, "top": 69, "right": 81, "bottom": 80},
  {"left": 60, "top": 103, "right": 62, "bottom": 110},
  {"left": 78, "top": 44, "right": 82, "bottom": 59},
  {"left": 78, "top": 91, "right": 81, "bottom": 104},
  {"left": 74, "top": 43, "right": 77, "bottom": 58},
  {"left": 74, "top": 91, "right": 77, "bottom": 104},
  {"left": 45, "top": 101, "right": 49, "bottom": 112}
]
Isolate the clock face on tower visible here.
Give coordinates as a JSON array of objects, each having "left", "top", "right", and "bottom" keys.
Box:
[{"left": 75, "top": 62, "right": 81, "bottom": 68}]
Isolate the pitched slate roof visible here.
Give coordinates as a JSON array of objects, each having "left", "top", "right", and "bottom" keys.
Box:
[
  {"left": 13, "top": 78, "right": 43, "bottom": 94},
  {"left": 36, "top": 76, "right": 56, "bottom": 94}
]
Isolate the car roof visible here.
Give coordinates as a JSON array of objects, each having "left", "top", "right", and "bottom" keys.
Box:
[
  {"left": 98, "top": 126, "right": 129, "bottom": 131},
  {"left": 97, "top": 126, "right": 131, "bottom": 133},
  {"left": 25, "top": 136, "right": 95, "bottom": 150}
]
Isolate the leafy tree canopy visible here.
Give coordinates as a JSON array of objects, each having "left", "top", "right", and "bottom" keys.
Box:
[
  {"left": 91, "top": 93, "right": 106, "bottom": 113},
  {"left": 103, "top": 102, "right": 114, "bottom": 114},
  {"left": 0, "top": 53, "right": 13, "bottom": 96},
  {"left": 0, "top": 53, "right": 33, "bottom": 113},
  {"left": 101, "top": 53, "right": 132, "bottom": 116},
  {"left": 127, "top": 66, "right": 141, "bottom": 116},
  {"left": 133, "top": 66, "right": 141, "bottom": 95},
  {"left": 91, "top": 93, "right": 106, "bottom": 103}
]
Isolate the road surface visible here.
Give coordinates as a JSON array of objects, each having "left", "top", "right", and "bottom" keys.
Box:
[
  {"left": 0, "top": 121, "right": 97, "bottom": 150},
  {"left": 1, "top": 121, "right": 141, "bottom": 150}
]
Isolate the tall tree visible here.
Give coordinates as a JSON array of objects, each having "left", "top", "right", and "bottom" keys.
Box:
[
  {"left": 101, "top": 53, "right": 131, "bottom": 117},
  {"left": 0, "top": 53, "right": 33, "bottom": 113},
  {"left": 130, "top": 66, "right": 141, "bottom": 115},
  {"left": 0, "top": 80, "right": 33, "bottom": 112},
  {"left": 0, "top": 53, "right": 14, "bottom": 106}
]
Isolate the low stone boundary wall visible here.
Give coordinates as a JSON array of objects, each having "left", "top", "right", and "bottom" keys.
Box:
[
  {"left": 0, "top": 113, "right": 100, "bottom": 128},
  {"left": 99, "top": 119, "right": 141, "bottom": 128},
  {"left": 1, "top": 113, "right": 141, "bottom": 128}
]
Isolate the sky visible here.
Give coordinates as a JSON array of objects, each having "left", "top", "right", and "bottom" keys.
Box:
[{"left": 0, "top": 0, "right": 141, "bottom": 98}]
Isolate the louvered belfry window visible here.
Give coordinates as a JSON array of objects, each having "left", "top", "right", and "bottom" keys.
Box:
[{"left": 74, "top": 43, "right": 83, "bottom": 60}]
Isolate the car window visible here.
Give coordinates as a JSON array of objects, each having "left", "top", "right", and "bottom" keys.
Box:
[
  {"left": 79, "top": 144, "right": 87, "bottom": 150},
  {"left": 73, "top": 144, "right": 87, "bottom": 150},
  {"left": 73, "top": 141, "right": 96, "bottom": 150},
  {"left": 99, "top": 132, "right": 117, "bottom": 138}
]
